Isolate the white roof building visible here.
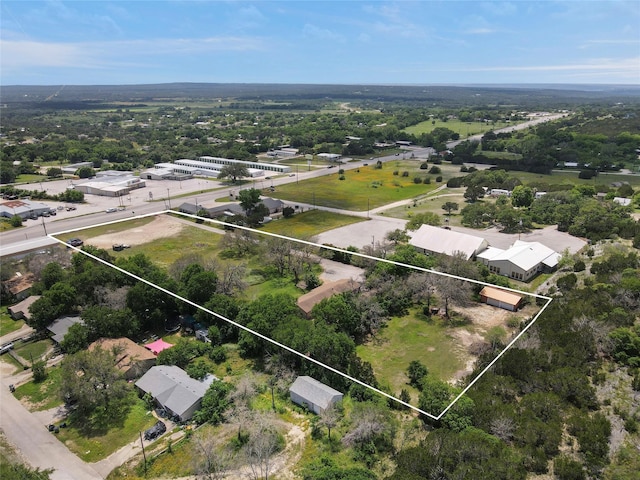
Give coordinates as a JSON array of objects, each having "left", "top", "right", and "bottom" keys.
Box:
[
  {"left": 289, "top": 376, "right": 343, "bottom": 414},
  {"left": 478, "top": 240, "right": 560, "bottom": 282},
  {"left": 408, "top": 224, "right": 489, "bottom": 260}
]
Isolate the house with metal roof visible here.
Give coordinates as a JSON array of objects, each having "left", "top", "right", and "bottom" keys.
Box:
[
  {"left": 477, "top": 240, "right": 560, "bottom": 282},
  {"left": 479, "top": 286, "right": 523, "bottom": 311},
  {"left": 135, "top": 365, "right": 216, "bottom": 421},
  {"left": 408, "top": 224, "right": 489, "bottom": 260},
  {"left": 289, "top": 376, "right": 343, "bottom": 414}
]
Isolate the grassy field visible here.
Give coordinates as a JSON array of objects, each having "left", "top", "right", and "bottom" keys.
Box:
[
  {"left": 382, "top": 190, "right": 468, "bottom": 225},
  {"left": 518, "top": 170, "right": 640, "bottom": 189},
  {"left": 272, "top": 162, "right": 461, "bottom": 211},
  {"left": 56, "top": 394, "right": 158, "bottom": 462},
  {"left": 356, "top": 310, "right": 465, "bottom": 405},
  {"left": 260, "top": 209, "right": 366, "bottom": 239},
  {"left": 0, "top": 307, "right": 24, "bottom": 336},
  {"left": 404, "top": 119, "right": 511, "bottom": 137},
  {"left": 14, "top": 365, "right": 64, "bottom": 411}
]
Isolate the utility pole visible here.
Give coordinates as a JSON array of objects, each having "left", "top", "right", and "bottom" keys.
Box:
[
  {"left": 167, "top": 188, "right": 171, "bottom": 209},
  {"left": 140, "top": 431, "right": 147, "bottom": 474},
  {"left": 40, "top": 215, "right": 47, "bottom": 236}
]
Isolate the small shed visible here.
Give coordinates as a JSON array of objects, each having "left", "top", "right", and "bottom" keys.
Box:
[
  {"left": 297, "top": 279, "right": 360, "bottom": 318},
  {"left": 289, "top": 376, "right": 343, "bottom": 414},
  {"left": 479, "top": 286, "right": 523, "bottom": 312}
]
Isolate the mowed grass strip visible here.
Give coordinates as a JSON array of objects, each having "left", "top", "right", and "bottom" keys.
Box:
[
  {"left": 356, "top": 312, "right": 465, "bottom": 404},
  {"left": 260, "top": 209, "right": 366, "bottom": 239},
  {"left": 272, "top": 163, "right": 441, "bottom": 210}
]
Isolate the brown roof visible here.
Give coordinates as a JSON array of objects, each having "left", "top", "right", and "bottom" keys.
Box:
[
  {"left": 7, "top": 295, "right": 41, "bottom": 319},
  {"left": 89, "top": 337, "right": 156, "bottom": 372},
  {"left": 479, "top": 286, "right": 523, "bottom": 307},
  {"left": 297, "top": 279, "right": 360, "bottom": 316},
  {"left": 4, "top": 272, "right": 35, "bottom": 295}
]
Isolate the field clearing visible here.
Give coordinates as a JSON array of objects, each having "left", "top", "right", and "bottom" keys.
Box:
[
  {"left": 357, "top": 312, "right": 465, "bottom": 403},
  {"left": 404, "top": 119, "right": 511, "bottom": 137},
  {"left": 519, "top": 170, "right": 640, "bottom": 188},
  {"left": 14, "top": 366, "right": 64, "bottom": 411},
  {"left": 272, "top": 162, "right": 461, "bottom": 211},
  {"left": 260, "top": 210, "right": 366, "bottom": 239}
]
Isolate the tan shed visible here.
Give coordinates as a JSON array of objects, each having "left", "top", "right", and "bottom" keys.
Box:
[{"left": 479, "top": 286, "right": 523, "bottom": 311}]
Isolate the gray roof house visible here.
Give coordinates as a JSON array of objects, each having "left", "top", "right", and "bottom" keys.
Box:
[
  {"left": 289, "top": 376, "right": 343, "bottom": 414},
  {"left": 47, "top": 316, "right": 83, "bottom": 344},
  {"left": 135, "top": 365, "right": 216, "bottom": 421},
  {"left": 7, "top": 295, "right": 41, "bottom": 320}
]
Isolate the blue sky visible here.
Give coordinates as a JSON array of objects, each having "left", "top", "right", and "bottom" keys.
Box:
[{"left": 1, "top": 1, "right": 638, "bottom": 86}]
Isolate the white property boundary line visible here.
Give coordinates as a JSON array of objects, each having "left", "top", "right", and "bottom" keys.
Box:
[{"left": 52, "top": 210, "right": 553, "bottom": 421}]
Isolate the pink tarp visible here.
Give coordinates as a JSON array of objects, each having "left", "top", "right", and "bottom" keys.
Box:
[{"left": 144, "top": 338, "right": 174, "bottom": 355}]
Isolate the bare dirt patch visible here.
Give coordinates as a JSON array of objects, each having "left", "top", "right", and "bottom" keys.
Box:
[{"left": 85, "top": 215, "right": 188, "bottom": 249}]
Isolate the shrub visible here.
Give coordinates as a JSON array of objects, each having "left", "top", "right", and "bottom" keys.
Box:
[
  {"left": 10, "top": 215, "right": 22, "bottom": 227},
  {"left": 339, "top": 175, "right": 346, "bottom": 180},
  {"left": 428, "top": 166, "right": 441, "bottom": 174},
  {"left": 436, "top": 176, "right": 443, "bottom": 182},
  {"left": 392, "top": 170, "right": 399, "bottom": 176},
  {"left": 420, "top": 162, "right": 429, "bottom": 170},
  {"left": 423, "top": 177, "right": 431, "bottom": 184},
  {"left": 338, "top": 169, "right": 344, "bottom": 174},
  {"left": 554, "top": 455, "right": 586, "bottom": 480},
  {"left": 282, "top": 206, "right": 295, "bottom": 218},
  {"left": 574, "top": 260, "right": 586, "bottom": 272},
  {"left": 402, "top": 171, "right": 409, "bottom": 177},
  {"left": 413, "top": 177, "right": 422, "bottom": 184}
]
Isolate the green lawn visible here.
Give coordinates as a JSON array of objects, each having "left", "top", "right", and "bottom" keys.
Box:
[
  {"left": 14, "top": 339, "right": 53, "bottom": 364},
  {"left": 356, "top": 311, "right": 466, "bottom": 404},
  {"left": 518, "top": 170, "right": 640, "bottom": 189},
  {"left": 404, "top": 119, "right": 511, "bottom": 138},
  {"left": 0, "top": 307, "right": 24, "bottom": 336},
  {"left": 57, "top": 216, "right": 156, "bottom": 245},
  {"left": 14, "top": 366, "right": 64, "bottom": 411},
  {"left": 260, "top": 210, "right": 366, "bottom": 239},
  {"left": 271, "top": 162, "right": 460, "bottom": 211},
  {"left": 56, "top": 394, "right": 158, "bottom": 462}
]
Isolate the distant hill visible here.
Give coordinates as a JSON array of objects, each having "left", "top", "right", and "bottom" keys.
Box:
[{"left": 2, "top": 83, "right": 639, "bottom": 109}]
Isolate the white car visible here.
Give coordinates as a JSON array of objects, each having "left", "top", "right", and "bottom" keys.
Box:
[{"left": 105, "top": 208, "right": 117, "bottom": 213}]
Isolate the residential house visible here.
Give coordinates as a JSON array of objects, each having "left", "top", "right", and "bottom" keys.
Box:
[
  {"left": 89, "top": 337, "right": 156, "bottom": 379},
  {"left": 135, "top": 365, "right": 216, "bottom": 421},
  {"left": 7, "top": 295, "right": 40, "bottom": 321},
  {"left": 47, "top": 316, "right": 83, "bottom": 344},
  {"left": 289, "top": 376, "right": 343, "bottom": 414}
]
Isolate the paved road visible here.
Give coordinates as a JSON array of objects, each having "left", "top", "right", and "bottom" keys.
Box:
[{"left": 0, "top": 374, "right": 103, "bottom": 480}]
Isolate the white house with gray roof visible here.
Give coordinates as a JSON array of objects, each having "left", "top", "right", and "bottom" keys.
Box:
[
  {"left": 289, "top": 376, "right": 343, "bottom": 414},
  {"left": 135, "top": 365, "right": 216, "bottom": 421}
]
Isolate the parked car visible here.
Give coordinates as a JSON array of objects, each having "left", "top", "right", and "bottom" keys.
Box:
[
  {"left": 0, "top": 343, "right": 14, "bottom": 355},
  {"left": 144, "top": 421, "right": 166, "bottom": 441},
  {"left": 67, "top": 238, "right": 84, "bottom": 247}
]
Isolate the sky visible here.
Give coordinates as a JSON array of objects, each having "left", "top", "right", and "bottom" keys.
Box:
[{"left": 1, "top": 1, "right": 639, "bottom": 86}]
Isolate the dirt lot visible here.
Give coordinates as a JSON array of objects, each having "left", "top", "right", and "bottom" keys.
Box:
[
  {"left": 448, "top": 302, "right": 539, "bottom": 383},
  {"left": 84, "top": 215, "right": 188, "bottom": 249}
]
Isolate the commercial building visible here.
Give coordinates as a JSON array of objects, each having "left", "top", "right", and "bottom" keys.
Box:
[{"left": 408, "top": 224, "right": 489, "bottom": 261}]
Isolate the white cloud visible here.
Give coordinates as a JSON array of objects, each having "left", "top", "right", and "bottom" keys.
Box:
[
  {"left": 480, "top": 2, "right": 517, "bottom": 16},
  {"left": 302, "top": 24, "right": 345, "bottom": 43},
  {"left": 0, "top": 35, "right": 267, "bottom": 72}
]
